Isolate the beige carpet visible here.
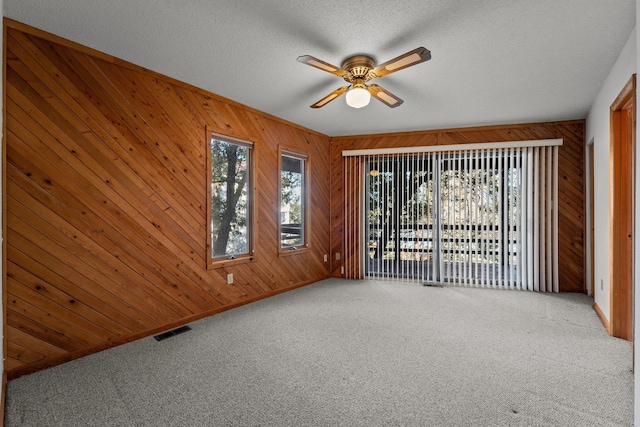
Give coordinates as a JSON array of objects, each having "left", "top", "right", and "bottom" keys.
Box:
[{"left": 5, "top": 279, "right": 634, "bottom": 426}]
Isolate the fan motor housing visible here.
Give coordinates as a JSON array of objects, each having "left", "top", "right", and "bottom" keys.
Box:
[{"left": 341, "top": 55, "right": 376, "bottom": 82}]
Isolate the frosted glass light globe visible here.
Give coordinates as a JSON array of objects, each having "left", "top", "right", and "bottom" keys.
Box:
[{"left": 345, "top": 87, "right": 371, "bottom": 108}]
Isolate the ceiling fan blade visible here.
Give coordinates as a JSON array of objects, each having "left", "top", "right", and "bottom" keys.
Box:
[
  {"left": 310, "top": 86, "right": 349, "bottom": 108},
  {"left": 297, "top": 55, "right": 347, "bottom": 77},
  {"left": 372, "top": 47, "right": 431, "bottom": 78},
  {"left": 368, "top": 84, "right": 404, "bottom": 108}
]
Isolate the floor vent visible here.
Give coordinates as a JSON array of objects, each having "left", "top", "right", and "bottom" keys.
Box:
[
  {"left": 154, "top": 325, "right": 192, "bottom": 342},
  {"left": 423, "top": 282, "right": 444, "bottom": 287}
]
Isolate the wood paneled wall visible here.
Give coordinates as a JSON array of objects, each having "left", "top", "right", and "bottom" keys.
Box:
[
  {"left": 4, "top": 19, "right": 586, "bottom": 379},
  {"left": 330, "top": 122, "right": 586, "bottom": 293},
  {"left": 4, "top": 20, "right": 331, "bottom": 379}
]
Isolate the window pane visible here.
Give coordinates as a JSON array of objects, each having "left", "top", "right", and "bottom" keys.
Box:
[
  {"left": 210, "top": 138, "right": 250, "bottom": 258},
  {"left": 281, "top": 154, "right": 305, "bottom": 248}
]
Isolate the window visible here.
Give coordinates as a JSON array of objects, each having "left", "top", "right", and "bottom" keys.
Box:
[
  {"left": 207, "top": 133, "right": 253, "bottom": 266},
  {"left": 280, "top": 152, "right": 307, "bottom": 250}
]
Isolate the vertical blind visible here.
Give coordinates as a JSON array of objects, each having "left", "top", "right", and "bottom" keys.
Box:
[{"left": 343, "top": 140, "right": 560, "bottom": 292}]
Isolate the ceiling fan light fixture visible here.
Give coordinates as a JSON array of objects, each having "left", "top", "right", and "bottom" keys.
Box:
[
  {"left": 298, "top": 47, "right": 431, "bottom": 109},
  {"left": 345, "top": 85, "right": 371, "bottom": 108}
]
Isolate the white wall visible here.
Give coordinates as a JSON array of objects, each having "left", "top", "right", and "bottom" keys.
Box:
[
  {"left": 587, "top": 3, "right": 640, "bottom": 423},
  {"left": 585, "top": 17, "right": 639, "bottom": 425},
  {"left": 585, "top": 25, "right": 637, "bottom": 322}
]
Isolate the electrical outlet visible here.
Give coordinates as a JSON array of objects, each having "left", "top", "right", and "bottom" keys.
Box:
[
  {"left": 335, "top": 252, "right": 341, "bottom": 260},
  {"left": 323, "top": 254, "right": 328, "bottom": 263},
  {"left": 341, "top": 266, "right": 344, "bottom": 275},
  {"left": 600, "top": 279, "right": 603, "bottom": 290},
  {"left": 227, "top": 273, "right": 234, "bottom": 284}
]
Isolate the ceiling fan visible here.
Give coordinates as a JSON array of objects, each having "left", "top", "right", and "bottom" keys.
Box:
[{"left": 297, "top": 47, "right": 431, "bottom": 109}]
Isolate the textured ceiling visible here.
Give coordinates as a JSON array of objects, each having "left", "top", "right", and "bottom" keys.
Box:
[{"left": 5, "top": 0, "right": 636, "bottom": 136}]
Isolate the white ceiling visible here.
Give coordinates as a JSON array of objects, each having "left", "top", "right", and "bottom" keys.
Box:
[{"left": 5, "top": 0, "right": 636, "bottom": 137}]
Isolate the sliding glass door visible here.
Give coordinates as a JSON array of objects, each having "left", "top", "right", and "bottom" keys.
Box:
[
  {"left": 360, "top": 144, "right": 558, "bottom": 291},
  {"left": 366, "top": 154, "right": 437, "bottom": 281},
  {"left": 437, "top": 150, "right": 518, "bottom": 285}
]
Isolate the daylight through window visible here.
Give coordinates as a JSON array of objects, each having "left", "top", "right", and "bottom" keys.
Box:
[
  {"left": 209, "top": 135, "right": 252, "bottom": 260},
  {"left": 280, "top": 152, "right": 307, "bottom": 248}
]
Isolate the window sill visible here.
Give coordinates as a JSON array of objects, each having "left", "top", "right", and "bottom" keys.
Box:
[
  {"left": 207, "top": 254, "right": 255, "bottom": 270},
  {"left": 278, "top": 246, "right": 310, "bottom": 257}
]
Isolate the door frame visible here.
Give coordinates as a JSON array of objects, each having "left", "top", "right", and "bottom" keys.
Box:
[
  {"left": 610, "top": 74, "right": 636, "bottom": 341},
  {"left": 587, "top": 141, "right": 594, "bottom": 296}
]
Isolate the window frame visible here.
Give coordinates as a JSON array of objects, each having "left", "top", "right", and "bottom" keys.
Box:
[
  {"left": 206, "top": 129, "right": 256, "bottom": 269},
  {"left": 278, "top": 149, "right": 309, "bottom": 256}
]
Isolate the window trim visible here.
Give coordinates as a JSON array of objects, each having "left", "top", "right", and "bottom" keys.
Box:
[
  {"left": 206, "top": 128, "right": 256, "bottom": 269},
  {"left": 278, "top": 148, "right": 309, "bottom": 256}
]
